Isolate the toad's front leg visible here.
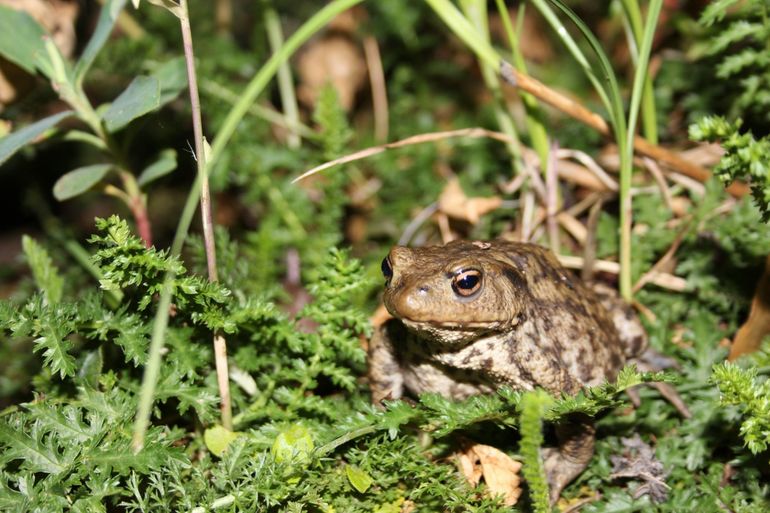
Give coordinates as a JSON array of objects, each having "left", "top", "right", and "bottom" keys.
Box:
[
  {"left": 542, "top": 413, "right": 596, "bottom": 504},
  {"left": 368, "top": 320, "right": 405, "bottom": 404}
]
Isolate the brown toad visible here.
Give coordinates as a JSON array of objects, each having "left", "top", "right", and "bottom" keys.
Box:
[{"left": 368, "top": 239, "right": 652, "bottom": 502}]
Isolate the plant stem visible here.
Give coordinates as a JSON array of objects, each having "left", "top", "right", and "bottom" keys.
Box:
[
  {"left": 132, "top": 0, "right": 359, "bottom": 450},
  {"left": 620, "top": 0, "right": 658, "bottom": 144},
  {"left": 265, "top": 7, "right": 301, "bottom": 149},
  {"left": 461, "top": 0, "right": 523, "bottom": 172},
  {"left": 494, "top": 0, "right": 550, "bottom": 166},
  {"left": 621, "top": 0, "right": 663, "bottom": 300},
  {"left": 179, "top": 0, "right": 232, "bottom": 430}
]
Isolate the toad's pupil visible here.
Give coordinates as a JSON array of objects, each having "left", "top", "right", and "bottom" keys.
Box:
[
  {"left": 457, "top": 274, "right": 479, "bottom": 289},
  {"left": 381, "top": 257, "right": 393, "bottom": 279}
]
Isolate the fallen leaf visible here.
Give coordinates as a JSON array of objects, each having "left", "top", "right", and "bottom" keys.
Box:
[
  {"left": 296, "top": 9, "right": 367, "bottom": 112},
  {"left": 204, "top": 425, "right": 241, "bottom": 457},
  {"left": 610, "top": 435, "right": 669, "bottom": 503},
  {"left": 729, "top": 254, "right": 770, "bottom": 360},
  {"left": 437, "top": 178, "right": 502, "bottom": 224},
  {"left": 346, "top": 465, "right": 374, "bottom": 493},
  {"left": 457, "top": 443, "right": 522, "bottom": 506}
]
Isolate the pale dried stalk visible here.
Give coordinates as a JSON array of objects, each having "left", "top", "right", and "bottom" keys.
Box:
[
  {"left": 363, "top": 36, "right": 389, "bottom": 142},
  {"left": 545, "top": 142, "right": 559, "bottom": 253},
  {"left": 293, "top": 127, "right": 517, "bottom": 183},
  {"left": 557, "top": 254, "right": 687, "bottom": 291},
  {"left": 642, "top": 157, "right": 674, "bottom": 211},
  {"left": 499, "top": 61, "right": 748, "bottom": 198},
  {"left": 180, "top": 0, "right": 232, "bottom": 430},
  {"left": 556, "top": 148, "right": 618, "bottom": 191},
  {"left": 632, "top": 222, "right": 689, "bottom": 293}
]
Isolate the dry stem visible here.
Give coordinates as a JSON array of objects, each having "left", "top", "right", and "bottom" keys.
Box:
[
  {"left": 180, "top": 0, "right": 232, "bottom": 430},
  {"left": 499, "top": 61, "right": 747, "bottom": 198}
]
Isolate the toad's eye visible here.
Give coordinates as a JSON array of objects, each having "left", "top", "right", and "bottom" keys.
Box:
[
  {"left": 381, "top": 257, "right": 393, "bottom": 282},
  {"left": 452, "top": 269, "right": 482, "bottom": 297}
]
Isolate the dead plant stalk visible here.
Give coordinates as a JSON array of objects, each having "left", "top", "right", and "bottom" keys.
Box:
[{"left": 180, "top": 0, "right": 232, "bottom": 430}]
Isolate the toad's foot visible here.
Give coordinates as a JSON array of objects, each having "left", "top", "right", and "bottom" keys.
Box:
[{"left": 542, "top": 416, "right": 596, "bottom": 504}]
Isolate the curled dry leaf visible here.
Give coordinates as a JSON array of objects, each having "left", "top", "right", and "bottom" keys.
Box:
[
  {"left": 729, "top": 254, "right": 770, "bottom": 360},
  {"left": 296, "top": 10, "right": 367, "bottom": 112},
  {"left": 438, "top": 178, "right": 503, "bottom": 225},
  {"left": 456, "top": 443, "right": 523, "bottom": 507}
]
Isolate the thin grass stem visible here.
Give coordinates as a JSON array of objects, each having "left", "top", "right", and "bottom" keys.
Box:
[
  {"left": 132, "top": 0, "right": 361, "bottom": 450},
  {"left": 265, "top": 7, "right": 301, "bottom": 149}
]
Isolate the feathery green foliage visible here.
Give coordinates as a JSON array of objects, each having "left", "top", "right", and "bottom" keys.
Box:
[
  {"left": 711, "top": 362, "right": 770, "bottom": 454},
  {"left": 690, "top": 116, "right": 770, "bottom": 221},
  {"left": 698, "top": 0, "right": 770, "bottom": 126},
  {"left": 519, "top": 390, "right": 552, "bottom": 513}
]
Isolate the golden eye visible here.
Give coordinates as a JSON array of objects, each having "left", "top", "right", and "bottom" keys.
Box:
[{"left": 452, "top": 269, "right": 482, "bottom": 297}]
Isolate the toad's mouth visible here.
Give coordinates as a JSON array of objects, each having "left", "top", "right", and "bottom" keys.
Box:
[{"left": 399, "top": 316, "right": 505, "bottom": 331}]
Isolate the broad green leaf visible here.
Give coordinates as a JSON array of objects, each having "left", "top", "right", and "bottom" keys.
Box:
[
  {"left": 53, "top": 164, "right": 112, "bottom": 201},
  {"left": 345, "top": 465, "right": 373, "bottom": 493},
  {"left": 0, "top": 111, "right": 73, "bottom": 167},
  {"left": 138, "top": 149, "right": 177, "bottom": 187},
  {"left": 102, "top": 76, "right": 160, "bottom": 132},
  {"left": 22, "top": 235, "right": 63, "bottom": 305},
  {"left": 75, "top": 0, "right": 128, "bottom": 86},
  {"left": 0, "top": 5, "right": 46, "bottom": 74},
  {"left": 204, "top": 425, "right": 241, "bottom": 457},
  {"left": 152, "top": 57, "right": 187, "bottom": 106},
  {"left": 271, "top": 425, "right": 314, "bottom": 463}
]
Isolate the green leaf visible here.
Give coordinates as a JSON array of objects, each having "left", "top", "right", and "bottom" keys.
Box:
[
  {"left": 0, "top": 5, "right": 46, "bottom": 74},
  {"left": 0, "top": 421, "right": 67, "bottom": 475},
  {"left": 138, "top": 149, "right": 177, "bottom": 187},
  {"left": 345, "top": 465, "right": 374, "bottom": 493},
  {"left": 74, "top": 0, "right": 128, "bottom": 86},
  {"left": 152, "top": 57, "right": 187, "bottom": 106},
  {"left": 21, "top": 235, "right": 63, "bottom": 305},
  {"left": 271, "top": 425, "right": 314, "bottom": 463},
  {"left": 102, "top": 76, "right": 161, "bottom": 132},
  {"left": 0, "top": 111, "right": 73, "bottom": 167},
  {"left": 204, "top": 425, "right": 241, "bottom": 457},
  {"left": 53, "top": 164, "right": 112, "bottom": 201}
]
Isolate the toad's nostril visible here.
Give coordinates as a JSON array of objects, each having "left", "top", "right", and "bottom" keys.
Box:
[{"left": 418, "top": 286, "right": 429, "bottom": 293}]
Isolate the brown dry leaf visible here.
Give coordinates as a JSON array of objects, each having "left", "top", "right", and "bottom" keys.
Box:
[
  {"left": 438, "top": 178, "right": 503, "bottom": 224},
  {"left": 457, "top": 443, "right": 522, "bottom": 507},
  {"left": 296, "top": 10, "right": 367, "bottom": 112},
  {"left": 370, "top": 303, "right": 392, "bottom": 328},
  {"left": 729, "top": 254, "right": 770, "bottom": 360}
]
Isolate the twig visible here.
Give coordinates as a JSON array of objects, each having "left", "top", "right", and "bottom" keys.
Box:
[
  {"left": 642, "top": 157, "right": 674, "bottom": 211},
  {"left": 292, "top": 127, "right": 518, "bottom": 183},
  {"left": 499, "top": 61, "right": 748, "bottom": 198},
  {"left": 632, "top": 221, "right": 690, "bottom": 293},
  {"left": 557, "top": 254, "right": 687, "bottom": 292},
  {"left": 668, "top": 171, "right": 706, "bottom": 197},
  {"left": 180, "top": 0, "right": 232, "bottom": 430},
  {"left": 581, "top": 195, "right": 606, "bottom": 282},
  {"left": 546, "top": 141, "right": 559, "bottom": 253},
  {"left": 556, "top": 148, "right": 618, "bottom": 191},
  {"left": 521, "top": 190, "right": 536, "bottom": 242},
  {"left": 556, "top": 212, "right": 587, "bottom": 245},
  {"left": 399, "top": 202, "right": 439, "bottom": 246},
  {"left": 363, "top": 36, "right": 389, "bottom": 143}
]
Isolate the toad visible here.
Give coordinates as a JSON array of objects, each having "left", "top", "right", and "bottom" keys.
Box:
[{"left": 369, "top": 239, "right": 664, "bottom": 502}]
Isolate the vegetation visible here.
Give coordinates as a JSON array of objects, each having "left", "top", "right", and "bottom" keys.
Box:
[{"left": 0, "top": 0, "right": 769, "bottom": 511}]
